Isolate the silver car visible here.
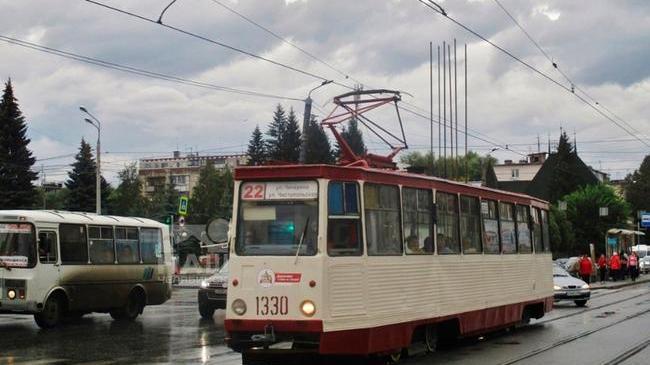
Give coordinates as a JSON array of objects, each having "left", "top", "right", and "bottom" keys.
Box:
[
  {"left": 198, "top": 261, "right": 229, "bottom": 319},
  {"left": 553, "top": 264, "right": 590, "bottom": 307}
]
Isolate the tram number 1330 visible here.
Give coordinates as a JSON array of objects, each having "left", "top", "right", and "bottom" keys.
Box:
[{"left": 256, "top": 296, "right": 288, "bottom": 316}]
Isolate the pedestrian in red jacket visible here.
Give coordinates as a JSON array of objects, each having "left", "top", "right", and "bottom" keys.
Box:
[
  {"left": 597, "top": 254, "right": 607, "bottom": 283},
  {"left": 579, "top": 254, "right": 593, "bottom": 284},
  {"left": 609, "top": 252, "right": 621, "bottom": 282}
]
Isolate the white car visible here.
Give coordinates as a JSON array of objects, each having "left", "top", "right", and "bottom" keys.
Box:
[{"left": 553, "top": 264, "right": 590, "bottom": 307}]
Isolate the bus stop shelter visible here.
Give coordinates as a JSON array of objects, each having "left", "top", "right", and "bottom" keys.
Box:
[{"left": 606, "top": 228, "right": 645, "bottom": 256}]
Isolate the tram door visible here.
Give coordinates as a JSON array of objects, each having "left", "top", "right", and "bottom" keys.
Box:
[{"left": 35, "top": 229, "right": 60, "bottom": 295}]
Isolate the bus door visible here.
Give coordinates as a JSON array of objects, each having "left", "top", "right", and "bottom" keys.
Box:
[{"left": 36, "top": 230, "right": 60, "bottom": 295}]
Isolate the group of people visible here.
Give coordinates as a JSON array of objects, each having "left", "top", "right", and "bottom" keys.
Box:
[{"left": 573, "top": 251, "right": 641, "bottom": 284}]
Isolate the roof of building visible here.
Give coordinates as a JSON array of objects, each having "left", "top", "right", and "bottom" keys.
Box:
[{"left": 139, "top": 153, "right": 246, "bottom": 163}]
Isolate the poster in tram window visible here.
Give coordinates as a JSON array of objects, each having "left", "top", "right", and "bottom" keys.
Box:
[{"left": 241, "top": 181, "right": 318, "bottom": 201}]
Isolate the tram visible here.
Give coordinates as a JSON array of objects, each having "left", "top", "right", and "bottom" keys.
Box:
[{"left": 224, "top": 90, "right": 553, "bottom": 358}]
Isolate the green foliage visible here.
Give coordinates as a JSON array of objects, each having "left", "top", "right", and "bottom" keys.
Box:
[
  {"left": 399, "top": 151, "right": 496, "bottom": 182},
  {"left": 147, "top": 182, "right": 178, "bottom": 220},
  {"left": 0, "top": 79, "right": 38, "bottom": 208},
  {"left": 246, "top": 125, "right": 267, "bottom": 166},
  {"left": 187, "top": 161, "right": 234, "bottom": 224},
  {"left": 623, "top": 155, "right": 650, "bottom": 213},
  {"left": 563, "top": 184, "right": 631, "bottom": 256},
  {"left": 549, "top": 204, "right": 575, "bottom": 258},
  {"left": 338, "top": 119, "right": 366, "bottom": 157},
  {"left": 108, "top": 163, "right": 146, "bottom": 216},
  {"left": 266, "top": 105, "right": 301, "bottom": 162},
  {"left": 304, "top": 116, "right": 334, "bottom": 164},
  {"left": 64, "top": 139, "right": 111, "bottom": 213},
  {"left": 33, "top": 187, "right": 68, "bottom": 210}
]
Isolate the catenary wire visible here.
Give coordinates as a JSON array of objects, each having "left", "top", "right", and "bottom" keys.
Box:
[
  {"left": 417, "top": 0, "right": 650, "bottom": 148},
  {"left": 0, "top": 35, "right": 302, "bottom": 102}
]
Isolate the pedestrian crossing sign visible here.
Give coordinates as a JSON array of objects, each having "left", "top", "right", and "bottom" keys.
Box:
[{"left": 178, "top": 196, "right": 188, "bottom": 216}]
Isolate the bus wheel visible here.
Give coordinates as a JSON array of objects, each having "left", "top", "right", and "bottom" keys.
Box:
[
  {"left": 111, "top": 290, "right": 145, "bottom": 321},
  {"left": 424, "top": 325, "right": 438, "bottom": 353},
  {"left": 34, "top": 294, "right": 65, "bottom": 328}
]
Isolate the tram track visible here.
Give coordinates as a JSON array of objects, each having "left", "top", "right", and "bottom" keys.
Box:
[
  {"left": 536, "top": 288, "right": 645, "bottom": 325},
  {"left": 600, "top": 336, "right": 650, "bottom": 365},
  {"left": 497, "top": 292, "right": 650, "bottom": 365}
]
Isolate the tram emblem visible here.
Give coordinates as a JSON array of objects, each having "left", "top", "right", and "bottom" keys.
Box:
[{"left": 258, "top": 268, "right": 275, "bottom": 288}]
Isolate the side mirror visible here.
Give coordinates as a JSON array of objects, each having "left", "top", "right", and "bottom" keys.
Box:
[{"left": 205, "top": 218, "right": 229, "bottom": 244}]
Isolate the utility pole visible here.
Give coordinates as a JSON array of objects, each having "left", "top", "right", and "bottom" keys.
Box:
[
  {"left": 429, "top": 41, "right": 434, "bottom": 176},
  {"left": 464, "top": 43, "right": 468, "bottom": 183},
  {"left": 438, "top": 45, "right": 441, "bottom": 176},
  {"left": 80, "top": 106, "right": 101, "bottom": 215},
  {"left": 448, "top": 43, "right": 453, "bottom": 179},
  {"left": 41, "top": 165, "right": 46, "bottom": 209},
  {"left": 443, "top": 42, "right": 447, "bottom": 178},
  {"left": 300, "top": 80, "right": 332, "bottom": 163},
  {"left": 454, "top": 39, "right": 458, "bottom": 177}
]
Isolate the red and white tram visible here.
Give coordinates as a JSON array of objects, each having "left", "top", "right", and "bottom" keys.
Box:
[{"left": 224, "top": 90, "right": 553, "bottom": 358}]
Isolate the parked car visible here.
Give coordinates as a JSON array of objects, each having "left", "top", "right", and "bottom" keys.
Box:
[
  {"left": 198, "top": 261, "right": 229, "bottom": 319},
  {"left": 553, "top": 264, "right": 590, "bottom": 307},
  {"left": 631, "top": 245, "right": 650, "bottom": 274}
]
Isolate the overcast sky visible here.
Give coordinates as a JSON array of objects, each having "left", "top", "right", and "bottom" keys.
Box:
[{"left": 1, "top": 0, "right": 649, "bottom": 183}]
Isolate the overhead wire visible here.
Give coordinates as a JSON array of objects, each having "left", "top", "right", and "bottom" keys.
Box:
[
  {"left": 417, "top": 0, "right": 650, "bottom": 148},
  {"left": 0, "top": 35, "right": 302, "bottom": 102},
  {"left": 492, "top": 0, "right": 650, "bottom": 142}
]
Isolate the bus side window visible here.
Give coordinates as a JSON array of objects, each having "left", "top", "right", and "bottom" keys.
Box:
[
  {"left": 327, "top": 181, "right": 362, "bottom": 256},
  {"left": 141, "top": 228, "right": 163, "bottom": 264},
  {"left": 38, "top": 231, "right": 58, "bottom": 264},
  {"left": 89, "top": 226, "right": 115, "bottom": 264},
  {"left": 116, "top": 227, "right": 140, "bottom": 264},
  {"left": 60, "top": 224, "right": 88, "bottom": 264}
]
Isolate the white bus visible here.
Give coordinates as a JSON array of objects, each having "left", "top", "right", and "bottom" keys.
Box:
[{"left": 0, "top": 210, "right": 173, "bottom": 328}]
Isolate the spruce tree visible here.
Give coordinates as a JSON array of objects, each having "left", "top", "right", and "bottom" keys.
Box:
[
  {"left": 304, "top": 116, "right": 334, "bottom": 164},
  {"left": 246, "top": 125, "right": 267, "bottom": 166},
  {"left": 65, "top": 139, "right": 110, "bottom": 212},
  {"left": 548, "top": 131, "right": 579, "bottom": 203},
  {"left": 266, "top": 104, "right": 287, "bottom": 161},
  {"left": 282, "top": 108, "right": 302, "bottom": 162},
  {"left": 146, "top": 182, "right": 178, "bottom": 220},
  {"left": 341, "top": 118, "right": 366, "bottom": 156},
  {"left": 188, "top": 161, "right": 221, "bottom": 224},
  {"left": 0, "top": 79, "right": 38, "bottom": 208}
]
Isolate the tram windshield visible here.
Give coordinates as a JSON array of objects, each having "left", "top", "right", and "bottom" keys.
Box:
[
  {"left": 0, "top": 223, "right": 36, "bottom": 268},
  {"left": 236, "top": 181, "right": 319, "bottom": 256}
]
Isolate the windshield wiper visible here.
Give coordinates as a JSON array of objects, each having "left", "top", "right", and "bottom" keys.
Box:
[{"left": 294, "top": 216, "right": 311, "bottom": 265}]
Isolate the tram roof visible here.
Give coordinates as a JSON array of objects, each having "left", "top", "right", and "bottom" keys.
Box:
[
  {"left": 0, "top": 210, "right": 165, "bottom": 227},
  {"left": 235, "top": 164, "right": 549, "bottom": 207}
]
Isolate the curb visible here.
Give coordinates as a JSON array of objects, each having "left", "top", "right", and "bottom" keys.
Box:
[{"left": 590, "top": 277, "right": 650, "bottom": 290}]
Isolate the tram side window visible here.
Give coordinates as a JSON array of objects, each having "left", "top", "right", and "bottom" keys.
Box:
[
  {"left": 116, "top": 227, "right": 140, "bottom": 264},
  {"left": 516, "top": 206, "right": 532, "bottom": 254},
  {"left": 141, "top": 228, "right": 164, "bottom": 264},
  {"left": 460, "top": 195, "right": 482, "bottom": 254},
  {"left": 60, "top": 224, "right": 88, "bottom": 264},
  {"left": 532, "top": 208, "right": 543, "bottom": 253},
  {"left": 328, "top": 181, "right": 362, "bottom": 256},
  {"left": 481, "top": 200, "right": 501, "bottom": 254},
  {"left": 403, "top": 188, "right": 433, "bottom": 254},
  {"left": 89, "top": 226, "right": 115, "bottom": 264},
  {"left": 364, "top": 184, "right": 402, "bottom": 255},
  {"left": 541, "top": 209, "right": 551, "bottom": 252},
  {"left": 436, "top": 192, "right": 460, "bottom": 254},
  {"left": 500, "top": 203, "right": 517, "bottom": 254}
]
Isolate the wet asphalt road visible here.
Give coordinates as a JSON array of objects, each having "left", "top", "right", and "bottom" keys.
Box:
[{"left": 1, "top": 284, "right": 650, "bottom": 364}]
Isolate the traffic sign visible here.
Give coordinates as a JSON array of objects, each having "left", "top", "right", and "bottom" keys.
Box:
[
  {"left": 641, "top": 211, "right": 650, "bottom": 228},
  {"left": 178, "top": 196, "right": 188, "bottom": 216}
]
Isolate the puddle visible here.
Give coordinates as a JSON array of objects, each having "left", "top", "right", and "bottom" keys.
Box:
[{"left": 595, "top": 311, "right": 616, "bottom": 318}]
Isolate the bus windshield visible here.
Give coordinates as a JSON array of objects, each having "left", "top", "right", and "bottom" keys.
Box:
[
  {"left": 0, "top": 223, "right": 36, "bottom": 268},
  {"left": 236, "top": 181, "right": 318, "bottom": 256}
]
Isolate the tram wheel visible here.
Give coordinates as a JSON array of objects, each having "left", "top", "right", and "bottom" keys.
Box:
[
  {"left": 34, "top": 294, "right": 65, "bottom": 328},
  {"left": 424, "top": 325, "right": 438, "bottom": 353}
]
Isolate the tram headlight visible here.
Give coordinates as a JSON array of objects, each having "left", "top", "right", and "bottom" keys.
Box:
[
  {"left": 232, "top": 299, "right": 247, "bottom": 316},
  {"left": 7, "top": 289, "right": 16, "bottom": 300},
  {"left": 553, "top": 285, "right": 561, "bottom": 291},
  {"left": 300, "top": 300, "right": 316, "bottom": 317}
]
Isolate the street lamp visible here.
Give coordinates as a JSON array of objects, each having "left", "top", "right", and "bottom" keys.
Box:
[
  {"left": 79, "top": 106, "right": 102, "bottom": 215},
  {"left": 299, "top": 80, "right": 333, "bottom": 164}
]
